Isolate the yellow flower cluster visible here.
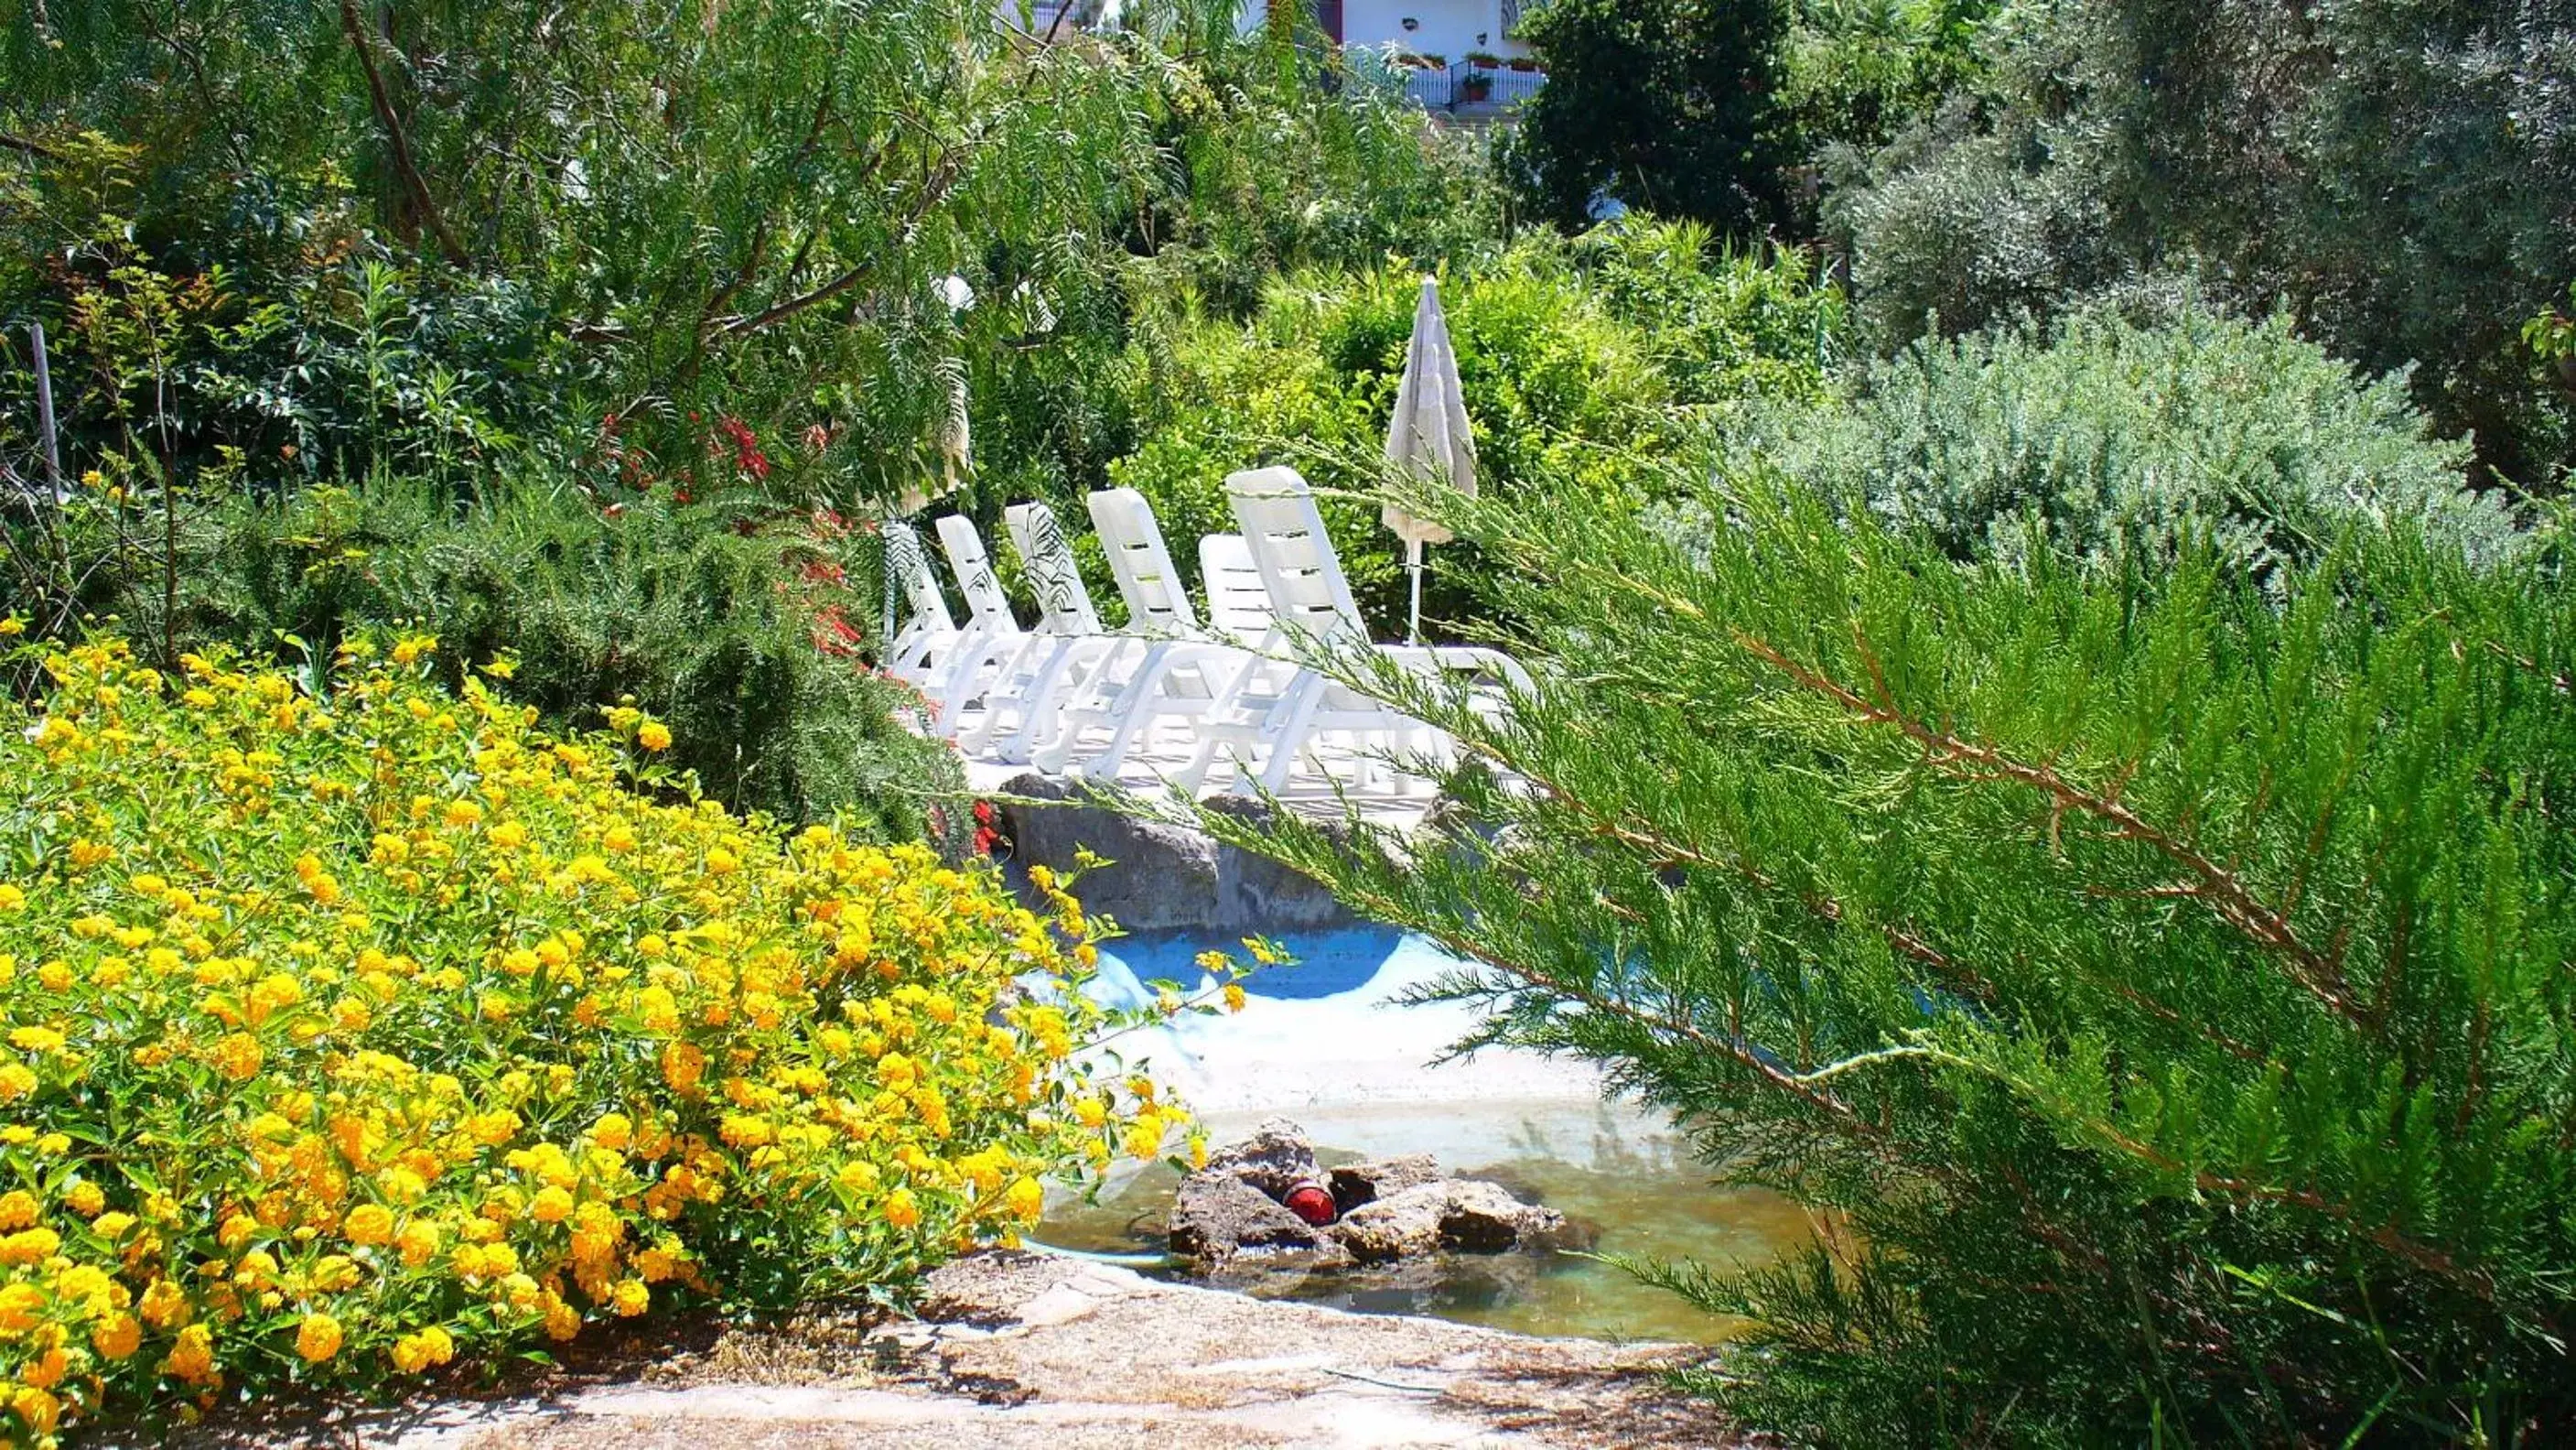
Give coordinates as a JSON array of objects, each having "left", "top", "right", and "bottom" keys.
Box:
[{"left": 0, "top": 635, "right": 1180, "bottom": 1444}]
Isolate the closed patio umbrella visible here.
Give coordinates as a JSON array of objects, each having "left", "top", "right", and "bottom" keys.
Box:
[{"left": 1381, "top": 277, "right": 1476, "bottom": 644}]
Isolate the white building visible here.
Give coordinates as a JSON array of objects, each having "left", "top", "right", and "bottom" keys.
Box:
[{"left": 1250, "top": 0, "right": 1540, "bottom": 64}]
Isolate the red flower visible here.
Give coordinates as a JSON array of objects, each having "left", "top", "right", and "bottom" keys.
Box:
[{"left": 715, "top": 416, "right": 772, "bottom": 480}]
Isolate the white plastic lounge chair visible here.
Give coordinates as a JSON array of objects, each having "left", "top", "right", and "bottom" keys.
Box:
[
  {"left": 928, "top": 514, "right": 1028, "bottom": 734},
  {"left": 1184, "top": 465, "right": 1529, "bottom": 796},
  {"left": 881, "top": 522, "right": 959, "bottom": 687},
  {"left": 1029, "top": 491, "right": 1259, "bottom": 779},
  {"left": 1199, "top": 534, "right": 1277, "bottom": 644},
  {"left": 954, "top": 501, "right": 1123, "bottom": 763}
]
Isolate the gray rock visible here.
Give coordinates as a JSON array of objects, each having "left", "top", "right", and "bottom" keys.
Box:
[
  {"left": 1169, "top": 1120, "right": 1579, "bottom": 1277},
  {"left": 995, "top": 773, "right": 1360, "bottom": 932},
  {"left": 1329, "top": 1153, "right": 1442, "bottom": 1213},
  {"left": 1332, "top": 1181, "right": 1573, "bottom": 1265},
  {"left": 1203, "top": 1117, "right": 1325, "bottom": 1200},
  {"left": 1167, "top": 1173, "right": 1321, "bottom": 1260}
]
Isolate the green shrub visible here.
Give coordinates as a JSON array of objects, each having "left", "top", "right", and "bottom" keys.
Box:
[
  {"left": 1103, "top": 226, "right": 1840, "bottom": 633},
  {"left": 1509, "top": 0, "right": 1794, "bottom": 233},
  {"left": 1551, "top": 222, "right": 1849, "bottom": 408},
  {"left": 1775, "top": 0, "right": 1999, "bottom": 164},
  {"left": 46, "top": 475, "right": 961, "bottom": 847},
  {"left": 1823, "top": 0, "right": 2576, "bottom": 486},
  {"left": 1732, "top": 295, "right": 2519, "bottom": 588},
  {"left": 1174, "top": 472, "right": 2573, "bottom": 1444}
]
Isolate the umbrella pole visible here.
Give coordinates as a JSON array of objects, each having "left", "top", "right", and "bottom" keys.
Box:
[{"left": 1407, "top": 537, "right": 1425, "bottom": 645}]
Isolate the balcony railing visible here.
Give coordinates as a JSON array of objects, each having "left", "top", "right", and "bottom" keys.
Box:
[{"left": 1396, "top": 60, "right": 1547, "bottom": 113}]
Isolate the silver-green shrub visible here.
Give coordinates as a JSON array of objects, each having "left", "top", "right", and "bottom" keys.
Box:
[{"left": 1734, "top": 296, "right": 2522, "bottom": 588}]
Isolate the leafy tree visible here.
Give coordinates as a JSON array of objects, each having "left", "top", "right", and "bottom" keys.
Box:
[
  {"left": 1776, "top": 0, "right": 1998, "bottom": 161},
  {"left": 1158, "top": 469, "right": 2575, "bottom": 1442},
  {"left": 0, "top": 1, "right": 1494, "bottom": 507},
  {"left": 1826, "top": 0, "right": 2576, "bottom": 487},
  {"left": 1510, "top": 0, "right": 1795, "bottom": 233}
]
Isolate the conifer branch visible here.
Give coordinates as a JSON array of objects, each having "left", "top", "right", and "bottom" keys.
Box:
[
  {"left": 1906, "top": 1044, "right": 2505, "bottom": 1304},
  {"left": 1454, "top": 739, "right": 1998, "bottom": 1001},
  {"left": 1730, "top": 628, "right": 2372, "bottom": 1028}
]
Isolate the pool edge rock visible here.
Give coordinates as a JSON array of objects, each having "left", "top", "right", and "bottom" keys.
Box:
[{"left": 993, "top": 772, "right": 1363, "bottom": 933}]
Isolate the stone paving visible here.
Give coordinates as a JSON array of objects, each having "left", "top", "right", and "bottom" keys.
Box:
[{"left": 188, "top": 1252, "right": 1748, "bottom": 1450}]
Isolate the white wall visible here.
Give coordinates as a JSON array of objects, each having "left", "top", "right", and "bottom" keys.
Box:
[
  {"left": 1234, "top": 0, "right": 1535, "bottom": 61},
  {"left": 1342, "top": 0, "right": 1532, "bottom": 60}
]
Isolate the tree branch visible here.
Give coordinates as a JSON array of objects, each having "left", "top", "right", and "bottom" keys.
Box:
[
  {"left": 1732, "top": 627, "right": 2373, "bottom": 1029},
  {"left": 710, "top": 145, "right": 965, "bottom": 340},
  {"left": 339, "top": 0, "right": 469, "bottom": 268},
  {"left": 1458, "top": 737, "right": 1998, "bottom": 1001}
]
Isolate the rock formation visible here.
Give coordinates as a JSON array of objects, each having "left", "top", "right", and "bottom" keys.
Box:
[{"left": 1166, "top": 1118, "right": 1586, "bottom": 1271}]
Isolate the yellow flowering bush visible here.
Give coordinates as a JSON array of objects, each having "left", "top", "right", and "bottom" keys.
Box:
[{"left": 0, "top": 634, "right": 1190, "bottom": 1443}]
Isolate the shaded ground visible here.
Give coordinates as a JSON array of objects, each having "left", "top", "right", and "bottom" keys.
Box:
[{"left": 156, "top": 1251, "right": 1754, "bottom": 1449}]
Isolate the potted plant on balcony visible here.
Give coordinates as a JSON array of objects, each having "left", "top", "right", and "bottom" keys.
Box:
[
  {"left": 1504, "top": 55, "right": 1538, "bottom": 72},
  {"left": 1463, "top": 50, "right": 1502, "bottom": 69}
]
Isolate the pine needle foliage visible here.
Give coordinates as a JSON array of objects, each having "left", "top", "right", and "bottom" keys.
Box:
[{"left": 1152, "top": 477, "right": 2576, "bottom": 1444}]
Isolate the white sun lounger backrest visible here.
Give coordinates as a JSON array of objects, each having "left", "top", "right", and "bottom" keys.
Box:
[
  {"left": 1004, "top": 501, "right": 1102, "bottom": 636},
  {"left": 1086, "top": 488, "right": 1199, "bottom": 633},
  {"left": 933, "top": 514, "right": 1020, "bottom": 635},
  {"left": 883, "top": 522, "right": 955, "bottom": 633},
  {"left": 1198, "top": 535, "right": 1275, "bottom": 644},
  {"left": 1223, "top": 466, "right": 1366, "bottom": 648}
]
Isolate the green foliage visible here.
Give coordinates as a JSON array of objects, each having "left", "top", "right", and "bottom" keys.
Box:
[
  {"left": 1104, "top": 222, "right": 1842, "bottom": 632},
  {"left": 0, "top": 2, "right": 1493, "bottom": 511},
  {"left": 1510, "top": 0, "right": 1795, "bottom": 233},
  {"left": 1825, "top": 0, "right": 2576, "bottom": 486},
  {"left": 56, "top": 475, "right": 963, "bottom": 845},
  {"left": 1729, "top": 294, "right": 2519, "bottom": 589},
  {"left": 1776, "top": 0, "right": 1997, "bottom": 163},
  {"left": 1559, "top": 221, "right": 1850, "bottom": 407},
  {"left": 0, "top": 195, "right": 561, "bottom": 507},
  {"left": 2527, "top": 280, "right": 2576, "bottom": 452},
  {"left": 1136, "top": 25, "right": 1506, "bottom": 318},
  {"left": 1166, "top": 471, "right": 2573, "bottom": 1443},
  {"left": 0, "top": 0, "right": 1497, "bottom": 849}
]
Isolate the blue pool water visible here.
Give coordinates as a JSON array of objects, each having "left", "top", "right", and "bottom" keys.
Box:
[{"left": 1048, "top": 925, "right": 1814, "bottom": 1342}]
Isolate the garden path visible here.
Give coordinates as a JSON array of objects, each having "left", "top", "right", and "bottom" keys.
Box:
[{"left": 210, "top": 1251, "right": 1747, "bottom": 1449}]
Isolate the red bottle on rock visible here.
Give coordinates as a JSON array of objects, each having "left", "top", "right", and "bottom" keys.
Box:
[{"left": 1283, "top": 1181, "right": 1337, "bottom": 1226}]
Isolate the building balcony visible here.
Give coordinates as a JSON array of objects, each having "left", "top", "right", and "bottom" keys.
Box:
[{"left": 1390, "top": 58, "right": 1547, "bottom": 115}]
